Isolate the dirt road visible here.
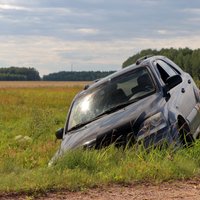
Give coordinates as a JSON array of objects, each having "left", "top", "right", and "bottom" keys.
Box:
[{"left": 1, "top": 179, "right": 200, "bottom": 200}]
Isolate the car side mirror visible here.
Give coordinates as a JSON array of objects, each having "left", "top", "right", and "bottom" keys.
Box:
[
  {"left": 55, "top": 128, "right": 64, "bottom": 140},
  {"left": 166, "top": 75, "right": 182, "bottom": 91}
]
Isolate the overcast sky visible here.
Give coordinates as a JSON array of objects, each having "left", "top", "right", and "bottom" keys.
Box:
[{"left": 0, "top": 0, "right": 200, "bottom": 76}]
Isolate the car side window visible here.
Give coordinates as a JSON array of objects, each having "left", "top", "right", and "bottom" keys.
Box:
[{"left": 156, "top": 60, "right": 177, "bottom": 83}]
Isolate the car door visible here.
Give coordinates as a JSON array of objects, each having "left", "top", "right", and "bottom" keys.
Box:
[
  {"left": 154, "top": 59, "right": 199, "bottom": 135},
  {"left": 177, "top": 73, "right": 200, "bottom": 136},
  {"left": 164, "top": 59, "right": 200, "bottom": 135}
]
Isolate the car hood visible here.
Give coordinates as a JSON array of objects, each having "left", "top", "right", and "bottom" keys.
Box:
[{"left": 57, "top": 93, "right": 163, "bottom": 156}]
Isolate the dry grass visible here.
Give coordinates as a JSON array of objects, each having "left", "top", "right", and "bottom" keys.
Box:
[{"left": 0, "top": 81, "right": 91, "bottom": 88}]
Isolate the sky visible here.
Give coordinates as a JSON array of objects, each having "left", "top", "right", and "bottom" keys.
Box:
[{"left": 0, "top": 0, "right": 200, "bottom": 76}]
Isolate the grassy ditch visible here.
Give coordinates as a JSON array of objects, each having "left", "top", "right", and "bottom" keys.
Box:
[
  {"left": 1, "top": 144, "right": 200, "bottom": 193},
  {"left": 0, "top": 82, "right": 200, "bottom": 193}
]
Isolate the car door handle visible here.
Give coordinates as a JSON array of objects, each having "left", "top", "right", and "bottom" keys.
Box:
[
  {"left": 188, "top": 79, "right": 191, "bottom": 84},
  {"left": 181, "top": 88, "right": 185, "bottom": 93}
]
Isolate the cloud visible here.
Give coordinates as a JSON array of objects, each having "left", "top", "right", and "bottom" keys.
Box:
[
  {"left": 0, "top": 1, "right": 198, "bottom": 42},
  {"left": 76, "top": 28, "right": 99, "bottom": 35},
  {"left": 157, "top": 30, "right": 170, "bottom": 35},
  {"left": 0, "top": 34, "right": 200, "bottom": 75},
  {"left": 181, "top": 8, "right": 200, "bottom": 15},
  {"left": 0, "top": 0, "right": 200, "bottom": 75},
  {"left": 0, "top": 4, "right": 30, "bottom": 10},
  {"left": 188, "top": 17, "right": 200, "bottom": 23}
]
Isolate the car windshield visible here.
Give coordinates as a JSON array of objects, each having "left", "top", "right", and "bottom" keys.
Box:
[{"left": 67, "top": 67, "right": 155, "bottom": 131}]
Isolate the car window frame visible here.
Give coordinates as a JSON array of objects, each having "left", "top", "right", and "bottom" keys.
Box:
[
  {"left": 153, "top": 59, "right": 181, "bottom": 85},
  {"left": 114, "top": 66, "right": 157, "bottom": 97},
  {"left": 139, "top": 64, "right": 158, "bottom": 93}
]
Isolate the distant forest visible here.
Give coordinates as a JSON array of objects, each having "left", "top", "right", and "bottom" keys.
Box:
[
  {"left": 0, "top": 67, "right": 115, "bottom": 81},
  {"left": 122, "top": 48, "right": 200, "bottom": 79},
  {"left": 43, "top": 71, "right": 116, "bottom": 81},
  {"left": 1, "top": 48, "right": 200, "bottom": 81},
  {"left": 0, "top": 67, "right": 40, "bottom": 81}
]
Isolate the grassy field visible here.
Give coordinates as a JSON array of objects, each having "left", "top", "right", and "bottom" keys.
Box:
[
  {"left": 0, "top": 81, "right": 90, "bottom": 88},
  {"left": 0, "top": 81, "right": 200, "bottom": 194}
]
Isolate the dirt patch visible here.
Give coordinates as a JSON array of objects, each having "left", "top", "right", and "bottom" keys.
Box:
[{"left": 1, "top": 179, "right": 200, "bottom": 200}]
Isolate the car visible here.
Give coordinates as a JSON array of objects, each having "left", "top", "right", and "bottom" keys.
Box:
[{"left": 48, "top": 55, "right": 200, "bottom": 166}]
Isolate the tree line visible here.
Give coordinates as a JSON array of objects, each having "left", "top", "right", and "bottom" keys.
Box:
[
  {"left": 0, "top": 67, "right": 40, "bottom": 81},
  {"left": 0, "top": 67, "right": 115, "bottom": 81},
  {"left": 43, "top": 71, "right": 116, "bottom": 81},
  {"left": 1, "top": 48, "right": 200, "bottom": 81},
  {"left": 122, "top": 48, "right": 200, "bottom": 79}
]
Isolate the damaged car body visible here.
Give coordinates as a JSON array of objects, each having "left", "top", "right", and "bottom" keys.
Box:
[{"left": 49, "top": 55, "right": 200, "bottom": 166}]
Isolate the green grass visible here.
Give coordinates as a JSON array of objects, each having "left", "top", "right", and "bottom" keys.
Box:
[
  {"left": 0, "top": 83, "right": 200, "bottom": 194},
  {"left": 1, "top": 144, "right": 200, "bottom": 193},
  {"left": 196, "top": 80, "right": 200, "bottom": 88}
]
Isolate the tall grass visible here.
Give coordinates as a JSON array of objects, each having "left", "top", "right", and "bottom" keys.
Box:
[
  {"left": 1, "top": 144, "right": 200, "bottom": 193},
  {"left": 0, "top": 86, "right": 80, "bottom": 171},
  {"left": 196, "top": 80, "right": 200, "bottom": 88},
  {"left": 0, "top": 83, "right": 200, "bottom": 193}
]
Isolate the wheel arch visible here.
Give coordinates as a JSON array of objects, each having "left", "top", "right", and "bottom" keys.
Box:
[
  {"left": 177, "top": 115, "right": 190, "bottom": 131},
  {"left": 177, "top": 115, "right": 194, "bottom": 145}
]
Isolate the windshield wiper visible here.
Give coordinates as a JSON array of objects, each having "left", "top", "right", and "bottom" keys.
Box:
[
  {"left": 100, "top": 99, "right": 138, "bottom": 114},
  {"left": 67, "top": 112, "right": 110, "bottom": 132},
  {"left": 67, "top": 121, "right": 91, "bottom": 132},
  {"left": 94, "top": 96, "right": 145, "bottom": 117}
]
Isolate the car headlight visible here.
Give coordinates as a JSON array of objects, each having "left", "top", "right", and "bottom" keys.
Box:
[{"left": 137, "top": 112, "right": 167, "bottom": 141}]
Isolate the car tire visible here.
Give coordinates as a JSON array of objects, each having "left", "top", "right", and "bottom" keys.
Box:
[{"left": 177, "top": 118, "right": 194, "bottom": 147}]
